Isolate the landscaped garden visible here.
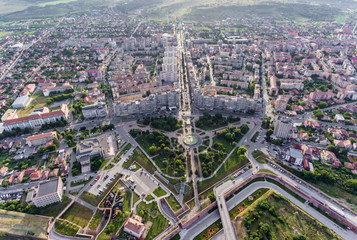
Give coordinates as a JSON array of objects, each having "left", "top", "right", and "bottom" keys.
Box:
[
  {"left": 242, "top": 192, "right": 343, "bottom": 240},
  {"left": 136, "top": 201, "right": 169, "bottom": 240},
  {"left": 166, "top": 194, "right": 181, "bottom": 212},
  {"left": 153, "top": 187, "right": 167, "bottom": 197},
  {"left": 193, "top": 219, "right": 222, "bottom": 240},
  {"left": 195, "top": 112, "right": 240, "bottom": 130}
]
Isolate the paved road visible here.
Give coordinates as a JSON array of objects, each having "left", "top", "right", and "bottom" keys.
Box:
[{"left": 182, "top": 180, "right": 357, "bottom": 240}]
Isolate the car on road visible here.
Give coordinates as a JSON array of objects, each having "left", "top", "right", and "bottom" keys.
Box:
[{"left": 96, "top": 175, "right": 100, "bottom": 180}]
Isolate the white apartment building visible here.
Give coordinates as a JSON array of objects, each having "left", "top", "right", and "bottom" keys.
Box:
[{"left": 32, "top": 177, "right": 63, "bottom": 207}]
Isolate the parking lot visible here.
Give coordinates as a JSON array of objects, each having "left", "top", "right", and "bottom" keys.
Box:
[
  {"left": 0, "top": 191, "right": 23, "bottom": 203},
  {"left": 87, "top": 146, "right": 136, "bottom": 196}
]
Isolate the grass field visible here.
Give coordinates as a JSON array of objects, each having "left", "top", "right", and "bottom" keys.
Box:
[
  {"left": 0, "top": 209, "right": 49, "bottom": 238},
  {"left": 54, "top": 219, "right": 79, "bottom": 237},
  {"left": 229, "top": 188, "right": 269, "bottom": 220},
  {"left": 123, "top": 147, "right": 156, "bottom": 174},
  {"left": 88, "top": 210, "right": 103, "bottom": 230},
  {"left": 242, "top": 192, "right": 343, "bottom": 240},
  {"left": 166, "top": 194, "right": 181, "bottom": 212},
  {"left": 198, "top": 149, "right": 249, "bottom": 193},
  {"left": 38, "top": 196, "right": 71, "bottom": 217},
  {"left": 137, "top": 201, "right": 169, "bottom": 240},
  {"left": 62, "top": 202, "right": 93, "bottom": 228},
  {"left": 153, "top": 187, "right": 167, "bottom": 197}
]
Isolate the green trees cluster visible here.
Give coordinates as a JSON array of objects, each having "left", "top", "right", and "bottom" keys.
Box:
[
  {"left": 40, "top": 118, "right": 67, "bottom": 130},
  {"left": 46, "top": 93, "right": 73, "bottom": 105},
  {"left": 138, "top": 115, "right": 182, "bottom": 132},
  {"left": 0, "top": 200, "right": 38, "bottom": 214},
  {"left": 199, "top": 151, "right": 225, "bottom": 177},
  {"left": 0, "top": 127, "right": 33, "bottom": 140},
  {"left": 196, "top": 112, "right": 240, "bottom": 130},
  {"left": 91, "top": 155, "right": 104, "bottom": 172},
  {"left": 72, "top": 99, "right": 84, "bottom": 119},
  {"left": 72, "top": 161, "right": 81, "bottom": 176},
  {"left": 217, "top": 125, "right": 249, "bottom": 143}
]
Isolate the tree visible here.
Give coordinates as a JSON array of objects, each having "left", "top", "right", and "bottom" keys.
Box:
[
  {"left": 317, "top": 101, "right": 328, "bottom": 109},
  {"left": 105, "top": 224, "right": 115, "bottom": 234},
  {"left": 237, "top": 147, "right": 247, "bottom": 155},
  {"left": 149, "top": 146, "right": 157, "bottom": 155},
  {"left": 208, "top": 192, "right": 216, "bottom": 202},
  {"left": 240, "top": 124, "right": 249, "bottom": 134}
]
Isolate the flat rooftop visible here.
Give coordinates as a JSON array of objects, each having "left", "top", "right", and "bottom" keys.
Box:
[{"left": 37, "top": 177, "right": 59, "bottom": 197}]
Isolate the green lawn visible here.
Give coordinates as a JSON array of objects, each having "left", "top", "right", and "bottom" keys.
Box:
[
  {"left": 198, "top": 148, "right": 249, "bottom": 193},
  {"left": 243, "top": 192, "right": 343, "bottom": 240},
  {"left": 133, "top": 192, "right": 141, "bottom": 205},
  {"left": 55, "top": 219, "right": 79, "bottom": 237},
  {"left": 123, "top": 147, "right": 156, "bottom": 174},
  {"left": 166, "top": 194, "right": 181, "bottom": 212},
  {"left": 38, "top": 196, "right": 71, "bottom": 217},
  {"left": 137, "top": 201, "right": 169, "bottom": 240},
  {"left": 258, "top": 169, "right": 276, "bottom": 175},
  {"left": 70, "top": 177, "right": 92, "bottom": 187},
  {"left": 79, "top": 192, "right": 99, "bottom": 207},
  {"left": 62, "top": 202, "right": 93, "bottom": 228},
  {"left": 212, "top": 136, "right": 234, "bottom": 153},
  {"left": 136, "top": 134, "right": 155, "bottom": 156},
  {"left": 256, "top": 156, "right": 267, "bottom": 164},
  {"left": 88, "top": 210, "right": 103, "bottom": 230},
  {"left": 198, "top": 145, "right": 207, "bottom": 152},
  {"left": 252, "top": 150, "right": 268, "bottom": 159},
  {"left": 145, "top": 194, "right": 154, "bottom": 201},
  {"left": 229, "top": 188, "right": 269, "bottom": 220},
  {"left": 0, "top": 209, "right": 49, "bottom": 239},
  {"left": 104, "top": 163, "right": 115, "bottom": 170},
  {"left": 153, "top": 187, "right": 167, "bottom": 197},
  {"left": 99, "top": 158, "right": 111, "bottom": 170}
]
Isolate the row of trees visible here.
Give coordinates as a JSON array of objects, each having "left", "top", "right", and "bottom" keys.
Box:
[
  {"left": 138, "top": 115, "right": 182, "bottom": 132},
  {"left": 196, "top": 112, "right": 240, "bottom": 130},
  {"left": 46, "top": 93, "right": 73, "bottom": 105}
]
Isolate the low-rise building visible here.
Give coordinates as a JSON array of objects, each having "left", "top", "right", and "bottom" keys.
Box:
[
  {"left": 82, "top": 102, "right": 108, "bottom": 119},
  {"left": 12, "top": 95, "right": 32, "bottom": 109},
  {"left": 123, "top": 216, "right": 145, "bottom": 239},
  {"left": 32, "top": 177, "right": 63, "bottom": 207},
  {"left": 26, "top": 131, "right": 57, "bottom": 147},
  {"left": 3, "top": 104, "right": 68, "bottom": 131}
]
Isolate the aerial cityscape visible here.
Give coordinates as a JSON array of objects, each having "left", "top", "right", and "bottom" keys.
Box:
[{"left": 1, "top": 0, "right": 357, "bottom": 240}]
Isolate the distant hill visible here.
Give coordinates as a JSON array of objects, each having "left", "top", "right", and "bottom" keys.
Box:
[{"left": 0, "top": 0, "right": 355, "bottom": 21}]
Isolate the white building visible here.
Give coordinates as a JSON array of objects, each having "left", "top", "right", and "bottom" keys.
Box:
[
  {"left": 82, "top": 102, "right": 108, "bottom": 119},
  {"left": 32, "top": 177, "right": 63, "bottom": 207},
  {"left": 3, "top": 104, "right": 68, "bottom": 131},
  {"left": 286, "top": 148, "right": 303, "bottom": 166},
  {"left": 12, "top": 95, "right": 32, "bottom": 109},
  {"left": 160, "top": 47, "right": 178, "bottom": 82}
]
